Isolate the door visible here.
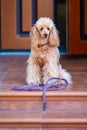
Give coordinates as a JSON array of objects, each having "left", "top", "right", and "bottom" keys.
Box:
[
  {"left": 0, "top": 0, "right": 53, "bottom": 50},
  {"left": 1, "top": 0, "right": 87, "bottom": 54},
  {"left": 69, "top": 0, "right": 87, "bottom": 54}
]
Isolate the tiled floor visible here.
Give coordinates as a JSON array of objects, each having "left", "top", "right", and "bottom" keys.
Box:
[
  {"left": 0, "top": 55, "right": 87, "bottom": 91},
  {"left": 0, "top": 55, "right": 27, "bottom": 90}
]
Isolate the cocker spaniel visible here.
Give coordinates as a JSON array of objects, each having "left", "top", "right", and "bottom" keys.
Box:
[{"left": 26, "top": 17, "right": 72, "bottom": 85}]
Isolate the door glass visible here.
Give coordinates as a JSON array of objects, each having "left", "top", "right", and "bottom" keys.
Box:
[{"left": 54, "top": 0, "right": 67, "bottom": 52}]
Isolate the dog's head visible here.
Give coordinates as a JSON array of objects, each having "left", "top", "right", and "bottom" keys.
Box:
[
  {"left": 35, "top": 17, "right": 54, "bottom": 39},
  {"left": 30, "top": 17, "right": 60, "bottom": 49}
]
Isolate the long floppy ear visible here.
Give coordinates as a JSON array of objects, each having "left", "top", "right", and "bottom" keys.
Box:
[
  {"left": 30, "top": 25, "right": 39, "bottom": 50},
  {"left": 49, "top": 27, "right": 60, "bottom": 47}
]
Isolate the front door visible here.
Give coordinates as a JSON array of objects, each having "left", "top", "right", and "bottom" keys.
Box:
[
  {"left": 0, "top": 0, "right": 87, "bottom": 54},
  {"left": 0, "top": 0, "right": 53, "bottom": 50}
]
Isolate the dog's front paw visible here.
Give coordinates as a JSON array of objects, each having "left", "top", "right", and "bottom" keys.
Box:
[{"left": 26, "top": 77, "right": 41, "bottom": 86}]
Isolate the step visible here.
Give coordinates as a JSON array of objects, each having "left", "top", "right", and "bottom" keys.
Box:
[
  {"left": 0, "top": 109, "right": 87, "bottom": 129},
  {"left": 0, "top": 87, "right": 87, "bottom": 111}
]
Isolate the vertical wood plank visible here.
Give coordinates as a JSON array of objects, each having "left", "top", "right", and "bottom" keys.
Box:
[
  {"left": 69, "top": 0, "right": 87, "bottom": 54},
  {"left": 85, "top": 0, "right": 87, "bottom": 34},
  {"left": 37, "top": 0, "right": 53, "bottom": 19},
  {"left": 0, "top": 0, "right": 1, "bottom": 49},
  {"left": 69, "top": 0, "right": 80, "bottom": 52},
  {"left": 1, "top": 0, "right": 17, "bottom": 49},
  {"left": 1, "top": 0, "right": 31, "bottom": 49},
  {"left": 22, "top": 0, "right": 32, "bottom": 32}
]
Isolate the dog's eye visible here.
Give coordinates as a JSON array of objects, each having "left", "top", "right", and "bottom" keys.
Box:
[
  {"left": 40, "top": 27, "right": 43, "bottom": 31},
  {"left": 47, "top": 27, "right": 50, "bottom": 30}
]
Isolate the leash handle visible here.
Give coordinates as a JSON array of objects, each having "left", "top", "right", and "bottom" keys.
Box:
[{"left": 13, "top": 77, "right": 68, "bottom": 111}]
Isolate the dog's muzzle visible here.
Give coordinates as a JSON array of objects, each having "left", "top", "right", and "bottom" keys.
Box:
[{"left": 44, "top": 34, "right": 48, "bottom": 38}]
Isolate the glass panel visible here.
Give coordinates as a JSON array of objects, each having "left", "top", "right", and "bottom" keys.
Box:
[{"left": 54, "top": 0, "right": 67, "bottom": 52}]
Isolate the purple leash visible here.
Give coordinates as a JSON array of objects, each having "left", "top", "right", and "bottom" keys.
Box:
[{"left": 13, "top": 78, "right": 68, "bottom": 111}]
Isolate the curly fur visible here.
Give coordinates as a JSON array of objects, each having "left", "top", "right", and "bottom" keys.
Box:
[{"left": 26, "top": 17, "right": 72, "bottom": 85}]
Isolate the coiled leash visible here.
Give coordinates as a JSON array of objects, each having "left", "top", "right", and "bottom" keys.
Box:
[{"left": 13, "top": 77, "right": 68, "bottom": 111}]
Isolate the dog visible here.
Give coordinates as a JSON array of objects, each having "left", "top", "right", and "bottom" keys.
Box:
[{"left": 26, "top": 17, "right": 72, "bottom": 85}]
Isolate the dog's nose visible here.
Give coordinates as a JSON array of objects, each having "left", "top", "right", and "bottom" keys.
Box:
[{"left": 44, "top": 34, "right": 48, "bottom": 38}]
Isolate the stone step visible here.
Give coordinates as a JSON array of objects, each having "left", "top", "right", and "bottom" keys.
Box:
[{"left": 0, "top": 109, "right": 87, "bottom": 129}]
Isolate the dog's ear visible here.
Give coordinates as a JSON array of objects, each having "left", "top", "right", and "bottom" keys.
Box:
[
  {"left": 30, "top": 25, "right": 39, "bottom": 49},
  {"left": 49, "top": 27, "right": 60, "bottom": 47}
]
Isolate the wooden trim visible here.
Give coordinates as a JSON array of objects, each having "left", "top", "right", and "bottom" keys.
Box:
[
  {"left": 85, "top": 0, "right": 87, "bottom": 34},
  {"left": 0, "top": 0, "right": 1, "bottom": 49},
  {"left": 0, "top": 91, "right": 87, "bottom": 100},
  {"left": 69, "top": 0, "right": 87, "bottom": 54},
  {"left": 37, "top": 0, "right": 53, "bottom": 19},
  {"left": 22, "top": 0, "right": 32, "bottom": 32}
]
